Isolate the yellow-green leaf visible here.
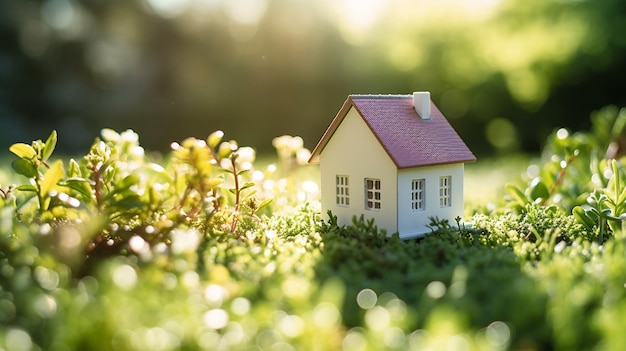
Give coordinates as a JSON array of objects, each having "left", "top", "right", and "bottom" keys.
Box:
[
  {"left": 207, "top": 176, "right": 224, "bottom": 188},
  {"left": 40, "top": 160, "right": 65, "bottom": 197},
  {"left": 42, "top": 130, "right": 57, "bottom": 162},
  {"left": 207, "top": 130, "right": 224, "bottom": 149},
  {"left": 9, "top": 143, "right": 36, "bottom": 159}
]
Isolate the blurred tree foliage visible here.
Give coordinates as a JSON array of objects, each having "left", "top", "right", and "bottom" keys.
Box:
[{"left": 1, "top": 0, "right": 626, "bottom": 155}]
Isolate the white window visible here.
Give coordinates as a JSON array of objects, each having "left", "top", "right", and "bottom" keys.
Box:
[
  {"left": 411, "top": 179, "right": 425, "bottom": 211},
  {"left": 365, "top": 178, "right": 381, "bottom": 210},
  {"left": 336, "top": 175, "right": 350, "bottom": 206},
  {"left": 440, "top": 176, "right": 451, "bottom": 207}
]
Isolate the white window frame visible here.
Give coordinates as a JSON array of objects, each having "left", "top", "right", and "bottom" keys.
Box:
[
  {"left": 411, "top": 178, "right": 425, "bottom": 211},
  {"left": 336, "top": 175, "right": 350, "bottom": 207},
  {"left": 364, "top": 178, "right": 381, "bottom": 210},
  {"left": 439, "top": 176, "right": 451, "bottom": 207}
]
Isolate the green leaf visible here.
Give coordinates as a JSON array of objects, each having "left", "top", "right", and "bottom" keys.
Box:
[
  {"left": 40, "top": 160, "right": 65, "bottom": 197},
  {"left": 62, "top": 178, "right": 95, "bottom": 203},
  {"left": 505, "top": 184, "right": 528, "bottom": 207},
  {"left": 117, "top": 174, "right": 140, "bottom": 190},
  {"left": 256, "top": 198, "right": 273, "bottom": 213},
  {"left": 207, "top": 177, "right": 224, "bottom": 188},
  {"left": 529, "top": 178, "right": 550, "bottom": 201},
  {"left": 240, "top": 182, "right": 255, "bottom": 191},
  {"left": 12, "top": 159, "right": 38, "bottom": 178},
  {"left": 16, "top": 185, "right": 38, "bottom": 192},
  {"left": 138, "top": 163, "right": 172, "bottom": 183},
  {"left": 218, "top": 142, "right": 235, "bottom": 159},
  {"left": 573, "top": 206, "right": 596, "bottom": 229},
  {"left": 606, "top": 213, "right": 626, "bottom": 221},
  {"left": 68, "top": 159, "right": 82, "bottom": 178},
  {"left": 9, "top": 143, "right": 36, "bottom": 159},
  {"left": 42, "top": 130, "right": 57, "bottom": 162},
  {"left": 611, "top": 107, "right": 626, "bottom": 140},
  {"left": 207, "top": 130, "right": 224, "bottom": 149}
]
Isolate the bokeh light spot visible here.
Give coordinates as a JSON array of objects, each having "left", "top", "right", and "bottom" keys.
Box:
[
  {"left": 343, "top": 329, "right": 367, "bottom": 351},
  {"left": 34, "top": 294, "right": 57, "bottom": 318},
  {"left": 425, "top": 281, "right": 446, "bottom": 299},
  {"left": 204, "top": 284, "right": 227, "bottom": 306},
  {"left": 278, "top": 315, "right": 305, "bottom": 338},
  {"left": 313, "top": 302, "right": 341, "bottom": 329},
  {"left": 486, "top": 321, "right": 511, "bottom": 346},
  {"left": 231, "top": 297, "right": 251, "bottom": 315},
  {"left": 485, "top": 118, "right": 519, "bottom": 152},
  {"left": 6, "top": 329, "right": 33, "bottom": 351},
  {"left": 356, "top": 288, "right": 377, "bottom": 309},
  {"left": 41, "top": 0, "right": 77, "bottom": 30},
  {"left": 112, "top": 264, "right": 137, "bottom": 290},
  {"left": 204, "top": 309, "right": 229, "bottom": 329},
  {"left": 364, "top": 306, "right": 391, "bottom": 331}
]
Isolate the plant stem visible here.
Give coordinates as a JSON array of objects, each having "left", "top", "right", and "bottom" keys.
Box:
[
  {"left": 91, "top": 165, "right": 104, "bottom": 212},
  {"left": 545, "top": 153, "right": 576, "bottom": 205},
  {"left": 230, "top": 155, "right": 240, "bottom": 233},
  {"left": 35, "top": 177, "right": 45, "bottom": 214}
]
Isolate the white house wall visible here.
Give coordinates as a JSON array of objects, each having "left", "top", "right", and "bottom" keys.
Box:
[
  {"left": 319, "top": 107, "right": 398, "bottom": 235},
  {"left": 397, "top": 163, "right": 465, "bottom": 238}
]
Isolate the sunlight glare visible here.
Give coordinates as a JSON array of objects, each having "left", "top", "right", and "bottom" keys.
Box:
[
  {"left": 224, "top": 0, "right": 268, "bottom": 25},
  {"left": 145, "top": 0, "right": 191, "bottom": 18},
  {"left": 328, "top": 0, "right": 387, "bottom": 45}
]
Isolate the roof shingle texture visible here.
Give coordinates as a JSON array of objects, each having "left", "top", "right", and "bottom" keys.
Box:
[{"left": 311, "top": 95, "right": 476, "bottom": 168}]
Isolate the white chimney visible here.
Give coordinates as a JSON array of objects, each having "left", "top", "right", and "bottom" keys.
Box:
[{"left": 413, "top": 91, "right": 431, "bottom": 120}]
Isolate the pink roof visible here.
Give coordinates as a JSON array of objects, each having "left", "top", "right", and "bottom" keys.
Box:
[{"left": 309, "top": 94, "right": 476, "bottom": 168}]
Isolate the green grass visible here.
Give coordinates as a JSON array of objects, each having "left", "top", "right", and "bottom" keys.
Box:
[{"left": 2, "top": 123, "right": 626, "bottom": 350}]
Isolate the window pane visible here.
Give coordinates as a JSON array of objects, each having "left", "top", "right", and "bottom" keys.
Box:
[
  {"left": 439, "top": 176, "right": 451, "bottom": 208},
  {"left": 336, "top": 175, "right": 350, "bottom": 207},
  {"left": 411, "top": 179, "right": 425, "bottom": 211},
  {"left": 364, "top": 178, "right": 381, "bottom": 210}
]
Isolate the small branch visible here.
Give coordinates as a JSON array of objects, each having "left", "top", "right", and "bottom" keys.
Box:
[{"left": 544, "top": 153, "right": 576, "bottom": 205}]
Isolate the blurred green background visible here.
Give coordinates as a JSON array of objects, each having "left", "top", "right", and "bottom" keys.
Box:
[{"left": 1, "top": 0, "right": 625, "bottom": 155}]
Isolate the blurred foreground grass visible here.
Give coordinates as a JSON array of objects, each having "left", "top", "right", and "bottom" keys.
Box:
[{"left": 5, "top": 104, "right": 626, "bottom": 350}]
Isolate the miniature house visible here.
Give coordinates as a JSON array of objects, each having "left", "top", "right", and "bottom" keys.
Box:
[{"left": 309, "top": 92, "right": 476, "bottom": 239}]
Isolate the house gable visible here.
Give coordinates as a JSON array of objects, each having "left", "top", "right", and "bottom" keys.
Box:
[{"left": 318, "top": 106, "right": 398, "bottom": 234}]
